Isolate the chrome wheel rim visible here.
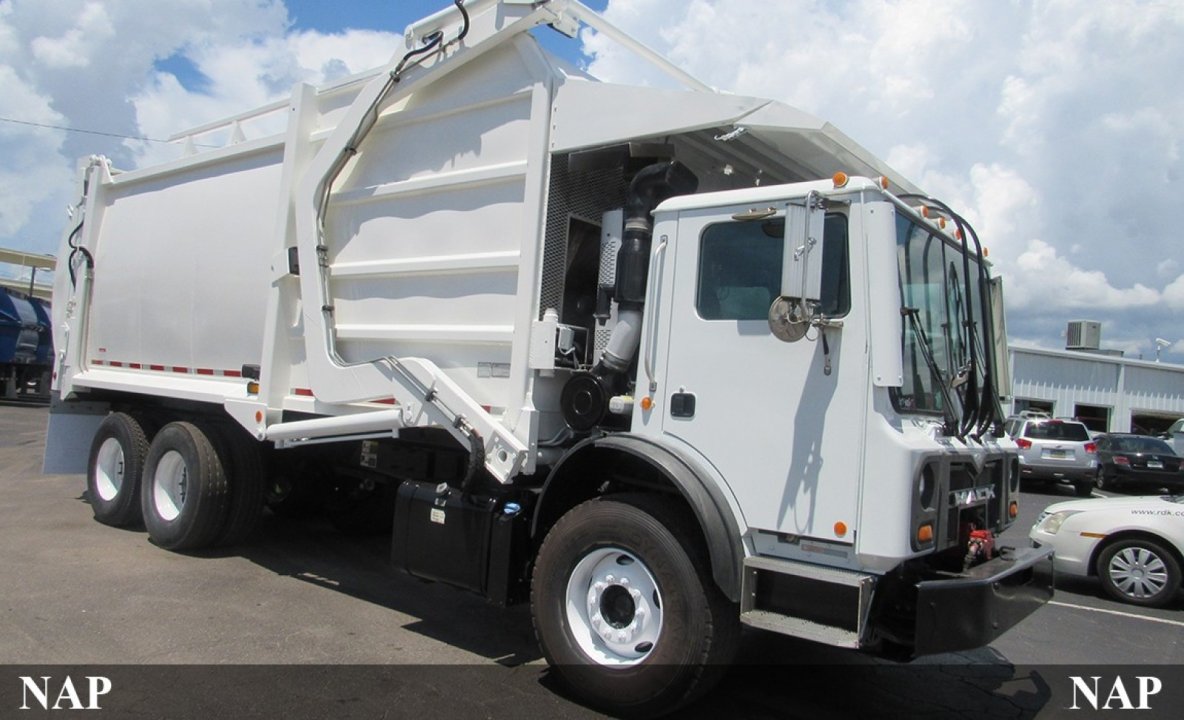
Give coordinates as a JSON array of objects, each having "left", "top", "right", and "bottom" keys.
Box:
[
  {"left": 152, "top": 450, "right": 188, "bottom": 522},
  {"left": 94, "top": 438, "right": 125, "bottom": 501},
  {"left": 1108, "top": 546, "right": 1169, "bottom": 600},
  {"left": 564, "top": 547, "right": 663, "bottom": 666}
]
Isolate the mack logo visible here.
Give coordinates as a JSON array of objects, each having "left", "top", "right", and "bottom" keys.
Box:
[
  {"left": 1069, "top": 675, "right": 1161, "bottom": 711},
  {"left": 950, "top": 486, "right": 995, "bottom": 506},
  {"left": 19, "top": 675, "right": 112, "bottom": 711}
]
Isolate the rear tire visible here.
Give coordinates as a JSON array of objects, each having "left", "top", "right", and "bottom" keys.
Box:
[
  {"left": 141, "top": 422, "right": 230, "bottom": 551},
  {"left": 1074, "top": 479, "right": 1094, "bottom": 497},
  {"left": 210, "top": 425, "right": 266, "bottom": 547},
  {"left": 532, "top": 494, "right": 739, "bottom": 717},
  {"left": 86, "top": 412, "right": 150, "bottom": 527},
  {"left": 1097, "top": 538, "right": 1181, "bottom": 608}
]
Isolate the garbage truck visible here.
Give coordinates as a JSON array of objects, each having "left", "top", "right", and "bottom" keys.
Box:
[{"left": 45, "top": 0, "right": 1053, "bottom": 714}]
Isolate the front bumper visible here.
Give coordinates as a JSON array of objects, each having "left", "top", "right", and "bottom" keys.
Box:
[{"left": 912, "top": 545, "right": 1054, "bottom": 656}]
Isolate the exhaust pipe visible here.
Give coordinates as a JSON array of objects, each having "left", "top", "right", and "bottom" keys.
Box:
[{"left": 562, "top": 160, "right": 697, "bottom": 431}]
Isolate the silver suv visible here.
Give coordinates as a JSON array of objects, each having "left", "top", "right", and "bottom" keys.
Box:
[{"left": 1004, "top": 415, "right": 1097, "bottom": 496}]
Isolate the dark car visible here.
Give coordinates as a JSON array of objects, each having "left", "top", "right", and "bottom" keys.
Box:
[{"left": 1094, "top": 433, "right": 1184, "bottom": 492}]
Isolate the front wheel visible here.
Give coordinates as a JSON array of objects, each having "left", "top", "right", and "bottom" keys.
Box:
[
  {"left": 1097, "top": 538, "right": 1181, "bottom": 608},
  {"left": 531, "top": 494, "right": 739, "bottom": 717}
]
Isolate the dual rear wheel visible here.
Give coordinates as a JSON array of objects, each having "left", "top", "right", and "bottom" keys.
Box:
[{"left": 86, "top": 414, "right": 264, "bottom": 550}]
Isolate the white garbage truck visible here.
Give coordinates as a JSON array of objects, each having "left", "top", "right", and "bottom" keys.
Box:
[{"left": 45, "top": 0, "right": 1052, "bottom": 714}]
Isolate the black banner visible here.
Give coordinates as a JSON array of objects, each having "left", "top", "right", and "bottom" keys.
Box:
[{"left": 3, "top": 664, "right": 1183, "bottom": 719}]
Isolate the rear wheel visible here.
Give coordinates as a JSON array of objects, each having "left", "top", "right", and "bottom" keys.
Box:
[
  {"left": 1074, "top": 479, "right": 1094, "bottom": 497},
  {"left": 210, "top": 425, "right": 266, "bottom": 547},
  {"left": 141, "top": 422, "right": 230, "bottom": 551},
  {"left": 1097, "top": 538, "right": 1181, "bottom": 608},
  {"left": 86, "top": 413, "right": 150, "bottom": 527},
  {"left": 532, "top": 494, "right": 739, "bottom": 717}
]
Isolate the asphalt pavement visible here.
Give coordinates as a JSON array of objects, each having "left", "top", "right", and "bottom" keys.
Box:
[{"left": 1, "top": 402, "right": 1181, "bottom": 718}]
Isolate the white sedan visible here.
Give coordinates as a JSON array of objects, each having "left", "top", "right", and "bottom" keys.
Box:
[{"left": 1030, "top": 494, "right": 1183, "bottom": 608}]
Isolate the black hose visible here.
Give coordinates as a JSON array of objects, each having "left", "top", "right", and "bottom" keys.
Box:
[{"left": 65, "top": 221, "right": 93, "bottom": 288}]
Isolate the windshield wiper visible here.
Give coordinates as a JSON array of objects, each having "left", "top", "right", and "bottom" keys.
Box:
[{"left": 902, "top": 307, "right": 961, "bottom": 437}]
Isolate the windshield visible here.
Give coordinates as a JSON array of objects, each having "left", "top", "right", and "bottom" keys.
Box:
[
  {"left": 1026, "top": 421, "right": 1090, "bottom": 442},
  {"left": 891, "top": 211, "right": 992, "bottom": 419},
  {"left": 1108, "top": 436, "right": 1175, "bottom": 454}
]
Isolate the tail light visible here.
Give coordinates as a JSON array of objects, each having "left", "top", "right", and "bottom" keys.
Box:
[
  {"left": 1016, "top": 438, "right": 1032, "bottom": 449},
  {"left": 1113, "top": 455, "right": 1130, "bottom": 465},
  {"left": 1085, "top": 442, "right": 1097, "bottom": 454}
]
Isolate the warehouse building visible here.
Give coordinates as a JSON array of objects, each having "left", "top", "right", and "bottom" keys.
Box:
[{"left": 1005, "top": 322, "right": 1184, "bottom": 434}]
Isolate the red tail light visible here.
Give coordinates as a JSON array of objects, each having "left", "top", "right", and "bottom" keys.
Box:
[
  {"left": 1113, "top": 455, "right": 1130, "bottom": 465},
  {"left": 1016, "top": 438, "right": 1032, "bottom": 449},
  {"left": 1085, "top": 442, "right": 1097, "bottom": 454}
]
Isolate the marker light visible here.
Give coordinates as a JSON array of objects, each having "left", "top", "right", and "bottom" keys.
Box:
[
  {"left": 640, "top": 396, "right": 654, "bottom": 411},
  {"left": 834, "top": 521, "right": 848, "bottom": 538},
  {"left": 1009, "top": 501, "right": 1019, "bottom": 519},
  {"left": 832, "top": 171, "right": 849, "bottom": 188},
  {"left": 876, "top": 176, "right": 889, "bottom": 190},
  {"left": 917, "top": 523, "right": 934, "bottom": 544}
]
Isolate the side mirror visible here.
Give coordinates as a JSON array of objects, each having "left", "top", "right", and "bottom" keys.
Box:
[{"left": 769, "top": 191, "right": 825, "bottom": 342}]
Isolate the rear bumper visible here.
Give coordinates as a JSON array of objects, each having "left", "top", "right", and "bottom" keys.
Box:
[
  {"left": 1019, "top": 464, "right": 1094, "bottom": 482},
  {"left": 912, "top": 545, "right": 1054, "bottom": 656}
]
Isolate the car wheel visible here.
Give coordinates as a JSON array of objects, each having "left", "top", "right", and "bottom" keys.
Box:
[
  {"left": 86, "top": 412, "right": 150, "bottom": 527},
  {"left": 1073, "top": 479, "right": 1094, "bottom": 497},
  {"left": 532, "top": 494, "right": 739, "bottom": 716},
  {"left": 1097, "top": 538, "right": 1182, "bottom": 608}
]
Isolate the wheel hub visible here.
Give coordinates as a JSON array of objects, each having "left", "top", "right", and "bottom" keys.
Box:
[
  {"left": 566, "top": 548, "right": 663, "bottom": 666},
  {"left": 1110, "top": 547, "right": 1167, "bottom": 598}
]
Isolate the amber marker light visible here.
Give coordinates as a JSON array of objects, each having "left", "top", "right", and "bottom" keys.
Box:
[
  {"left": 834, "top": 521, "right": 848, "bottom": 538},
  {"left": 640, "top": 396, "right": 654, "bottom": 411},
  {"left": 832, "top": 171, "right": 849, "bottom": 188},
  {"left": 1009, "top": 501, "right": 1019, "bottom": 520},
  {"left": 917, "top": 523, "right": 934, "bottom": 544},
  {"left": 876, "top": 175, "right": 889, "bottom": 190}
]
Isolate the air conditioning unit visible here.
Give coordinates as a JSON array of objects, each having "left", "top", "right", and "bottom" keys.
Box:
[{"left": 1066, "top": 320, "right": 1101, "bottom": 350}]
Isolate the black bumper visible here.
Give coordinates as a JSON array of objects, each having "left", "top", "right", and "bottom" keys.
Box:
[{"left": 912, "top": 545, "right": 1054, "bottom": 656}]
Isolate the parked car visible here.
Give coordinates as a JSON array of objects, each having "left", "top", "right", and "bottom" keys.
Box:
[
  {"left": 1005, "top": 416, "right": 1097, "bottom": 496},
  {"left": 1094, "top": 433, "right": 1183, "bottom": 493},
  {"left": 1162, "top": 418, "right": 1184, "bottom": 456},
  {"left": 1030, "top": 494, "right": 1183, "bottom": 607}
]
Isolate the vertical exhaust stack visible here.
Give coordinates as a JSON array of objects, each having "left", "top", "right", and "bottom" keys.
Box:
[{"left": 561, "top": 161, "right": 698, "bottom": 431}]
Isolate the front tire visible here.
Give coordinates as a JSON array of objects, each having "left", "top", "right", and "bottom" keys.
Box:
[
  {"left": 86, "top": 413, "right": 150, "bottom": 527},
  {"left": 1097, "top": 538, "right": 1181, "bottom": 608},
  {"left": 532, "top": 494, "right": 739, "bottom": 717},
  {"left": 141, "top": 422, "right": 230, "bottom": 551}
]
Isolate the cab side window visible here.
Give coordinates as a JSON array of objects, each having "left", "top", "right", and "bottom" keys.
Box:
[{"left": 696, "top": 214, "right": 849, "bottom": 321}]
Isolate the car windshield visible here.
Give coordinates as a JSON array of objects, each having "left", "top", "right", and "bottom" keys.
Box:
[
  {"left": 1110, "top": 436, "right": 1176, "bottom": 454},
  {"left": 1025, "top": 422, "right": 1090, "bottom": 441}
]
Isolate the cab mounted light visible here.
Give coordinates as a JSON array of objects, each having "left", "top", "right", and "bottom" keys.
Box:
[
  {"left": 832, "top": 171, "right": 849, "bottom": 188},
  {"left": 917, "top": 523, "right": 934, "bottom": 545}
]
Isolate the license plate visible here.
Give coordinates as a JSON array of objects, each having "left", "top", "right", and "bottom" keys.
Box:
[
  {"left": 1148, "top": 461, "right": 1163, "bottom": 469},
  {"left": 1047, "top": 450, "right": 1068, "bottom": 459}
]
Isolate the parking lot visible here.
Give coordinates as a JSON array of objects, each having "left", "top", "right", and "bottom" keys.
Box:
[{"left": 2, "top": 401, "right": 1181, "bottom": 718}]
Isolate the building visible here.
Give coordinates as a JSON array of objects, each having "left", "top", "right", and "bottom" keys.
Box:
[{"left": 1006, "top": 344, "right": 1184, "bottom": 434}]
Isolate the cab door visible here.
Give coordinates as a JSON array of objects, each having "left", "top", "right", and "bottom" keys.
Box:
[{"left": 652, "top": 200, "right": 868, "bottom": 543}]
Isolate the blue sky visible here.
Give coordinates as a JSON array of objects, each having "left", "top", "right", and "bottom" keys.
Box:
[{"left": 0, "top": 0, "right": 1181, "bottom": 361}]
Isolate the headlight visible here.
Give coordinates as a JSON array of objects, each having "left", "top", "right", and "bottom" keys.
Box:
[{"left": 1037, "top": 510, "right": 1080, "bottom": 535}]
